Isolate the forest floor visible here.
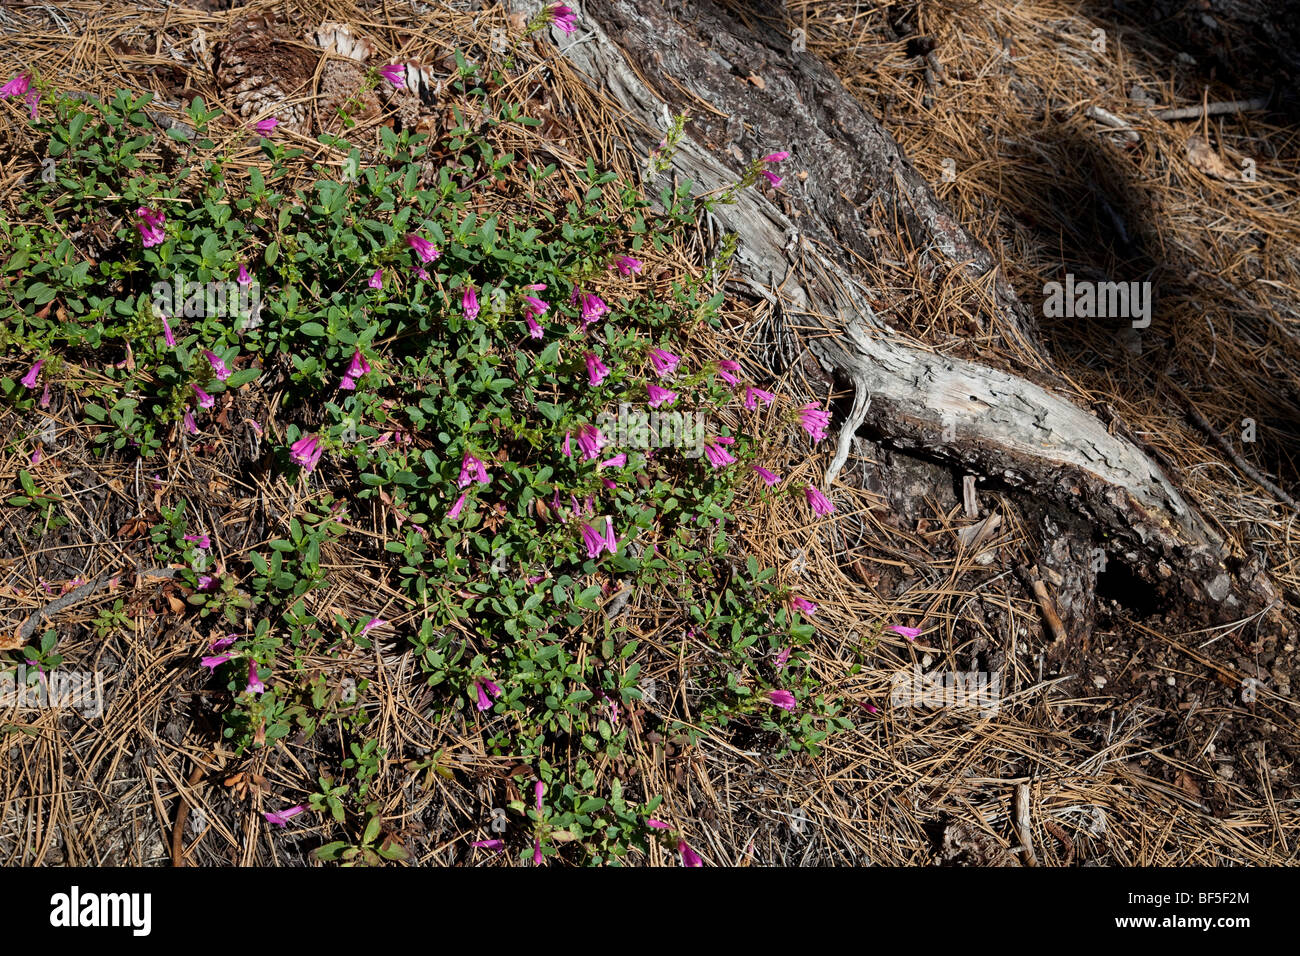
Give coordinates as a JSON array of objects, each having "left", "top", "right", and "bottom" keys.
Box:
[{"left": 0, "top": 0, "right": 1296, "bottom": 866}]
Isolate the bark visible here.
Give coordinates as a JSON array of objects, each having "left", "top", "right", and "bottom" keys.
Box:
[{"left": 509, "top": 0, "right": 1287, "bottom": 633}]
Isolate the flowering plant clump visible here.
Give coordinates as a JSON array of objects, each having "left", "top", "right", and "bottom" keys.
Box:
[{"left": 0, "top": 33, "right": 853, "bottom": 865}]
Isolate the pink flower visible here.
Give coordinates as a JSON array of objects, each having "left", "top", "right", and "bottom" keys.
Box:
[
  {"left": 447, "top": 493, "right": 467, "bottom": 520},
  {"left": 716, "top": 359, "right": 741, "bottom": 385},
  {"left": 585, "top": 351, "right": 610, "bottom": 386},
  {"left": 200, "top": 653, "right": 233, "bottom": 671},
  {"left": 254, "top": 117, "right": 278, "bottom": 135},
  {"left": 238, "top": 263, "right": 252, "bottom": 285},
  {"left": 890, "top": 625, "right": 922, "bottom": 641},
  {"left": 192, "top": 385, "right": 214, "bottom": 409},
  {"left": 598, "top": 453, "right": 626, "bottom": 469},
  {"left": 575, "top": 424, "right": 607, "bottom": 460},
  {"left": 804, "top": 484, "right": 834, "bottom": 516},
  {"left": 753, "top": 465, "right": 781, "bottom": 486},
  {"left": 761, "top": 169, "right": 783, "bottom": 188},
  {"left": 462, "top": 285, "right": 479, "bottom": 320},
  {"left": 534, "top": 780, "right": 545, "bottom": 812},
  {"left": 703, "top": 439, "right": 735, "bottom": 469},
  {"left": 210, "top": 635, "right": 237, "bottom": 653},
  {"left": 534, "top": 836, "right": 544, "bottom": 866},
  {"left": 764, "top": 689, "right": 796, "bottom": 711},
  {"left": 647, "top": 384, "right": 677, "bottom": 408},
  {"left": 647, "top": 819, "right": 671, "bottom": 830},
  {"left": 679, "top": 840, "right": 703, "bottom": 867},
  {"left": 562, "top": 431, "right": 572, "bottom": 456},
  {"left": 525, "top": 315, "right": 544, "bottom": 339},
  {"left": 184, "top": 532, "right": 211, "bottom": 549},
  {"left": 797, "top": 403, "right": 831, "bottom": 443},
  {"left": 246, "top": 659, "right": 266, "bottom": 694},
  {"left": 407, "top": 234, "right": 440, "bottom": 263},
  {"left": 135, "top": 207, "right": 166, "bottom": 247},
  {"left": 614, "top": 255, "right": 642, "bottom": 275},
  {"left": 29, "top": 448, "right": 40, "bottom": 466},
  {"left": 204, "top": 350, "right": 232, "bottom": 381},
  {"left": 379, "top": 63, "right": 406, "bottom": 88},
  {"left": 523, "top": 295, "right": 549, "bottom": 318},
  {"left": 360, "top": 617, "right": 386, "bottom": 638},
  {"left": 744, "top": 387, "right": 776, "bottom": 410},
  {"left": 648, "top": 348, "right": 680, "bottom": 379},
  {"left": 581, "top": 521, "right": 610, "bottom": 559},
  {"left": 775, "top": 646, "right": 791, "bottom": 670},
  {"left": 263, "top": 805, "right": 306, "bottom": 827},
  {"left": 762, "top": 151, "right": 790, "bottom": 163},
  {"left": 475, "top": 678, "right": 502, "bottom": 711},
  {"left": 290, "top": 434, "right": 323, "bottom": 472},
  {"left": 472, "top": 839, "right": 504, "bottom": 850},
  {"left": 0, "top": 73, "right": 31, "bottom": 98},
  {"left": 791, "top": 596, "right": 817, "bottom": 617},
  {"left": 183, "top": 409, "right": 198, "bottom": 435},
  {"left": 38, "top": 383, "right": 49, "bottom": 407},
  {"left": 550, "top": 4, "right": 577, "bottom": 33},
  {"left": 415, "top": 266, "right": 430, "bottom": 281},
  {"left": 458, "top": 453, "right": 489, "bottom": 488},
  {"left": 25, "top": 89, "right": 38, "bottom": 120},
  {"left": 162, "top": 317, "right": 176, "bottom": 347},
  {"left": 579, "top": 292, "right": 608, "bottom": 328},
  {"left": 602, "top": 516, "right": 619, "bottom": 555},
  {"left": 523, "top": 283, "right": 547, "bottom": 292},
  {"left": 20, "top": 361, "right": 42, "bottom": 389},
  {"left": 369, "top": 268, "right": 383, "bottom": 289}
]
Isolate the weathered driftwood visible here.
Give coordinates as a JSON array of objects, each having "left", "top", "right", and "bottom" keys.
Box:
[{"left": 511, "top": 0, "right": 1283, "bottom": 625}]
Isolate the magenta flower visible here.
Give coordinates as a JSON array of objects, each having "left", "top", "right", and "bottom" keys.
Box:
[
  {"left": 761, "top": 170, "right": 783, "bottom": 188},
  {"left": 183, "top": 409, "right": 198, "bottom": 435},
  {"left": 25, "top": 89, "right": 38, "bottom": 120},
  {"left": 458, "top": 453, "right": 490, "bottom": 488},
  {"left": 472, "top": 839, "right": 504, "bottom": 850},
  {"left": 29, "top": 448, "right": 40, "bottom": 466},
  {"left": 526, "top": 315, "right": 544, "bottom": 339},
  {"left": 200, "top": 653, "right": 233, "bottom": 671},
  {"left": 523, "top": 295, "right": 549, "bottom": 318},
  {"left": 753, "top": 465, "right": 781, "bottom": 486},
  {"left": 407, "top": 234, "right": 440, "bottom": 263},
  {"left": 579, "top": 292, "right": 608, "bottom": 328},
  {"left": 340, "top": 349, "right": 370, "bottom": 390},
  {"left": 20, "top": 361, "right": 42, "bottom": 389},
  {"left": 369, "top": 268, "right": 383, "bottom": 289},
  {"left": 238, "top": 263, "right": 252, "bottom": 285},
  {"left": 550, "top": 4, "right": 577, "bottom": 33},
  {"left": 585, "top": 351, "right": 610, "bottom": 386},
  {"left": 162, "top": 317, "right": 176, "bottom": 347},
  {"left": 581, "top": 521, "right": 609, "bottom": 559},
  {"left": 254, "top": 117, "right": 278, "bottom": 136},
  {"left": 889, "top": 625, "right": 922, "bottom": 641},
  {"left": 204, "top": 350, "right": 232, "bottom": 382},
  {"left": 603, "top": 517, "right": 619, "bottom": 555},
  {"left": 475, "top": 678, "right": 502, "bottom": 711},
  {"left": 246, "top": 660, "right": 266, "bottom": 694},
  {"left": 562, "top": 431, "right": 572, "bottom": 456},
  {"left": 762, "top": 151, "right": 790, "bottom": 163},
  {"left": 263, "top": 805, "right": 306, "bottom": 827},
  {"left": 462, "top": 285, "right": 480, "bottom": 320},
  {"left": 360, "top": 617, "right": 386, "bottom": 638},
  {"left": 679, "top": 840, "right": 703, "bottom": 867},
  {"left": 703, "top": 438, "right": 735, "bottom": 469},
  {"left": 598, "top": 453, "right": 627, "bottom": 469},
  {"left": 804, "top": 484, "right": 834, "bottom": 516},
  {"left": 575, "top": 424, "right": 607, "bottom": 460},
  {"left": 523, "top": 283, "right": 547, "bottom": 292},
  {"left": 791, "top": 596, "right": 817, "bottom": 617},
  {"left": 38, "top": 383, "right": 49, "bottom": 407},
  {"left": 646, "top": 384, "right": 677, "bottom": 408},
  {"left": 764, "top": 689, "right": 796, "bottom": 711},
  {"left": 716, "top": 359, "right": 741, "bottom": 386},
  {"left": 744, "top": 387, "right": 776, "bottom": 410},
  {"left": 534, "top": 780, "right": 545, "bottom": 812},
  {"left": 210, "top": 635, "right": 237, "bottom": 653},
  {"left": 647, "top": 819, "right": 671, "bottom": 830},
  {"left": 614, "top": 255, "right": 642, "bottom": 275},
  {"left": 648, "top": 348, "right": 680, "bottom": 379},
  {"left": 0, "top": 73, "right": 31, "bottom": 98},
  {"left": 534, "top": 836, "right": 544, "bottom": 866},
  {"left": 379, "top": 63, "right": 406, "bottom": 88},
  {"left": 192, "top": 385, "right": 214, "bottom": 409},
  {"left": 796, "top": 403, "right": 831, "bottom": 443},
  {"left": 775, "top": 646, "right": 792, "bottom": 670},
  {"left": 447, "top": 493, "right": 467, "bottom": 520},
  {"left": 184, "top": 532, "right": 211, "bottom": 549},
  {"left": 290, "top": 434, "right": 323, "bottom": 472},
  {"left": 135, "top": 207, "right": 166, "bottom": 247}
]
